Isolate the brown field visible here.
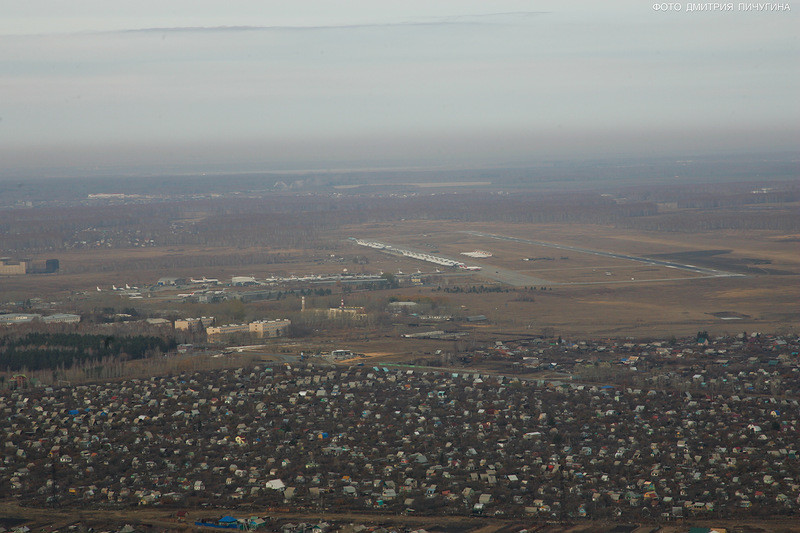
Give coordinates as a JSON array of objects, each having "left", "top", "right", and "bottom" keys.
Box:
[
  {"left": 342, "top": 220, "right": 800, "bottom": 338},
  {"left": 2, "top": 220, "right": 798, "bottom": 339},
  {"left": 383, "top": 229, "right": 708, "bottom": 284}
]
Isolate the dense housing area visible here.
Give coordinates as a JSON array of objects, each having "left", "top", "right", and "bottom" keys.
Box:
[{"left": 3, "top": 357, "right": 800, "bottom": 522}]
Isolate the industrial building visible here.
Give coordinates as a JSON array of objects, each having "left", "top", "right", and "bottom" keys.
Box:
[
  {"left": 174, "top": 316, "right": 216, "bottom": 331},
  {"left": 41, "top": 313, "right": 80, "bottom": 324},
  {"left": 0, "top": 258, "right": 60, "bottom": 275},
  {"left": 231, "top": 276, "right": 258, "bottom": 286},
  {"left": 329, "top": 349, "right": 355, "bottom": 360},
  {"left": 327, "top": 306, "right": 367, "bottom": 320},
  {"left": 0, "top": 312, "right": 79, "bottom": 325},
  {"left": 27, "top": 259, "right": 60, "bottom": 274},
  {"left": 0, "top": 258, "right": 27, "bottom": 276},
  {"left": 206, "top": 319, "right": 290, "bottom": 340},
  {"left": 157, "top": 277, "right": 186, "bottom": 286},
  {"left": 0, "top": 313, "right": 41, "bottom": 325}
]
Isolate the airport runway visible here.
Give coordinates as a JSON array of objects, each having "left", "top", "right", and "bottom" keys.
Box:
[
  {"left": 359, "top": 237, "right": 553, "bottom": 287},
  {"left": 462, "top": 231, "right": 745, "bottom": 279}
]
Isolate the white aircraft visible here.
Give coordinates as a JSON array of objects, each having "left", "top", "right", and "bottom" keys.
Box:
[
  {"left": 191, "top": 276, "right": 218, "bottom": 284},
  {"left": 96, "top": 286, "right": 102, "bottom": 292}
]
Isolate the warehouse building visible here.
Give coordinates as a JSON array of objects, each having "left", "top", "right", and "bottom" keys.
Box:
[
  {"left": 41, "top": 313, "right": 80, "bottom": 324},
  {"left": 0, "top": 258, "right": 27, "bottom": 276}
]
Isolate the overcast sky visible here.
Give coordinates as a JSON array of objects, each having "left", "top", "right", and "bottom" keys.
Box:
[{"left": 0, "top": 1, "right": 797, "bottom": 175}]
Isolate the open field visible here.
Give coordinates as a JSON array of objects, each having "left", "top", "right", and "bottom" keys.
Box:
[
  {"left": 352, "top": 222, "right": 796, "bottom": 284},
  {"left": 2, "top": 218, "right": 798, "bottom": 338},
  {"left": 343, "top": 220, "right": 800, "bottom": 337},
  {"left": 360, "top": 230, "right": 716, "bottom": 285},
  {"left": 0, "top": 245, "right": 428, "bottom": 298}
]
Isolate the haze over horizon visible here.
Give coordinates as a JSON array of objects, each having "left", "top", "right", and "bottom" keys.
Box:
[{"left": 1, "top": 1, "right": 797, "bottom": 177}]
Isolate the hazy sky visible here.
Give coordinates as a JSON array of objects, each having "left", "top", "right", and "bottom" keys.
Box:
[{"left": 0, "top": 1, "right": 797, "bottom": 175}]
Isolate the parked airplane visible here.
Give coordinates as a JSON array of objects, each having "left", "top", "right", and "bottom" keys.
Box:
[{"left": 190, "top": 277, "right": 220, "bottom": 284}]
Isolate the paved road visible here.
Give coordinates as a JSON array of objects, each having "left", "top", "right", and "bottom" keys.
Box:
[{"left": 463, "top": 230, "right": 745, "bottom": 280}]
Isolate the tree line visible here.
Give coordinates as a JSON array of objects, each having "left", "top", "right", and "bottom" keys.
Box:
[
  {"left": 4, "top": 185, "right": 797, "bottom": 257},
  {"left": 0, "top": 192, "right": 653, "bottom": 253},
  {"left": 0, "top": 332, "right": 177, "bottom": 372}
]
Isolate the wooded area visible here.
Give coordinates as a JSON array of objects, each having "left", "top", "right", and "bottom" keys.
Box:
[
  {"left": 3, "top": 181, "right": 798, "bottom": 259},
  {"left": 0, "top": 332, "right": 176, "bottom": 372}
]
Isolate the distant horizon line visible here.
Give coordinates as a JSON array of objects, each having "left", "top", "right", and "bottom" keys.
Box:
[
  {"left": 0, "top": 11, "right": 551, "bottom": 38},
  {"left": 1, "top": 149, "right": 797, "bottom": 181}
]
